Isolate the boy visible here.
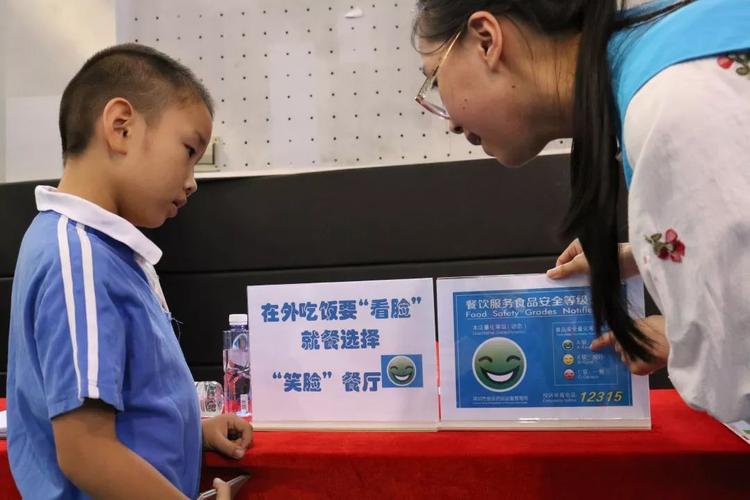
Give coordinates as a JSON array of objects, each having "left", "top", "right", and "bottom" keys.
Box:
[{"left": 6, "top": 44, "right": 251, "bottom": 499}]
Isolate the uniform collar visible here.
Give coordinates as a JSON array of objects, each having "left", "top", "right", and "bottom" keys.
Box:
[{"left": 35, "top": 185, "right": 163, "bottom": 265}]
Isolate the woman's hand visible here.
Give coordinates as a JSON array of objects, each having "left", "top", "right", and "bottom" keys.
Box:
[
  {"left": 548, "top": 240, "right": 665, "bottom": 374},
  {"left": 546, "top": 239, "right": 640, "bottom": 279},
  {"left": 591, "top": 315, "right": 670, "bottom": 375},
  {"left": 202, "top": 414, "right": 253, "bottom": 459}
]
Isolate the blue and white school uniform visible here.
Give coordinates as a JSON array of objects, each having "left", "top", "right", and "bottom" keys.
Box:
[{"left": 6, "top": 186, "right": 201, "bottom": 498}]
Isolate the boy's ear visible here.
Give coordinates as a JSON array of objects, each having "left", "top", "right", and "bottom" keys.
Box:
[{"left": 101, "top": 98, "right": 136, "bottom": 155}]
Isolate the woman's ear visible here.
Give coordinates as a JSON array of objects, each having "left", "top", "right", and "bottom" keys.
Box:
[
  {"left": 101, "top": 98, "right": 136, "bottom": 155},
  {"left": 467, "top": 11, "right": 504, "bottom": 71}
]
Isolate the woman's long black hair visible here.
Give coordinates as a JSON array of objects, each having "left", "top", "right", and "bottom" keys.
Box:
[{"left": 413, "top": 0, "right": 691, "bottom": 361}]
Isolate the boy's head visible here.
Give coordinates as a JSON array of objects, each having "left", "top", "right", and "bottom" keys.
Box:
[{"left": 59, "top": 43, "right": 214, "bottom": 228}]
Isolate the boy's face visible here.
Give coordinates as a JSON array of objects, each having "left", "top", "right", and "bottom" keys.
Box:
[{"left": 116, "top": 100, "right": 212, "bottom": 228}]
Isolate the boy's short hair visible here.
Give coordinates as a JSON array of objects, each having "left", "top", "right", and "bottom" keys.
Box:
[{"left": 59, "top": 43, "right": 214, "bottom": 161}]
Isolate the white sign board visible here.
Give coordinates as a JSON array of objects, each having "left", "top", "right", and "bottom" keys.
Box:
[
  {"left": 247, "top": 278, "right": 438, "bottom": 430},
  {"left": 436, "top": 274, "right": 651, "bottom": 429}
]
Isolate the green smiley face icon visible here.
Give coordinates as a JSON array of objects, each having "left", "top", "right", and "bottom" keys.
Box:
[
  {"left": 473, "top": 338, "right": 527, "bottom": 392},
  {"left": 387, "top": 356, "right": 416, "bottom": 386}
]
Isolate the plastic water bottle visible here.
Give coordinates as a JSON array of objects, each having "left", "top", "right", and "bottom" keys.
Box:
[{"left": 223, "top": 314, "right": 251, "bottom": 416}]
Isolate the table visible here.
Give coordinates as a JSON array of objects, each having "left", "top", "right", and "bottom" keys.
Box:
[{"left": 3, "top": 390, "right": 749, "bottom": 499}]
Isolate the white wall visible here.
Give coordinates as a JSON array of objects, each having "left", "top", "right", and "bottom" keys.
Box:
[
  {"left": 116, "top": 1, "right": 569, "bottom": 177},
  {"left": 0, "top": 0, "right": 7, "bottom": 182},
  {"left": 2, "top": 0, "right": 116, "bottom": 183},
  {"left": 1, "top": 0, "right": 571, "bottom": 183}
]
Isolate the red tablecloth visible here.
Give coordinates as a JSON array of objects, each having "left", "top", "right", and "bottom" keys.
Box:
[{"left": 2, "top": 390, "right": 749, "bottom": 499}]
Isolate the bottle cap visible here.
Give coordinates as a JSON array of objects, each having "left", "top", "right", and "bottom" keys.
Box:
[{"left": 228, "top": 314, "right": 248, "bottom": 326}]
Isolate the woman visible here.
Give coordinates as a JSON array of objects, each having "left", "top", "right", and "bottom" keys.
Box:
[{"left": 413, "top": 0, "right": 749, "bottom": 422}]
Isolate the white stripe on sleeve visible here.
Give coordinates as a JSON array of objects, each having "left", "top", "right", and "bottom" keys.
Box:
[
  {"left": 76, "top": 223, "right": 100, "bottom": 399},
  {"left": 57, "top": 216, "right": 82, "bottom": 399}
]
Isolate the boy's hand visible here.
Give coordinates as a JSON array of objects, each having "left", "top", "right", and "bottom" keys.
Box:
[
  {"left": 591, "top": 315, "right": 670, "bottom": 375},
  {"left": 202, "top": 414, "right": 253, "bottom": 459},
  {"left": 213, "top": 478, "right": 231, "bottom": 500}
]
